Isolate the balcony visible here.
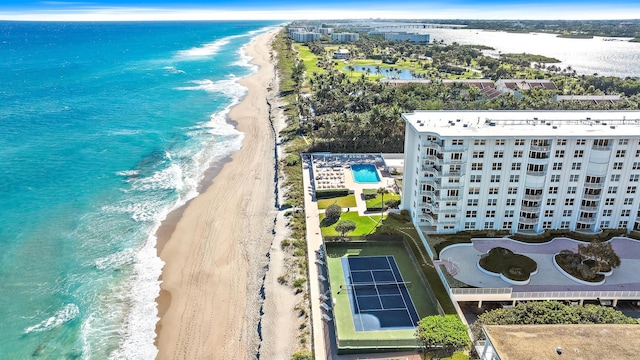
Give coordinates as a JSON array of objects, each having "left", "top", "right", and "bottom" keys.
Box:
[
  {"left": 580, "top": 205, "right": 599, "bottom": 213},
  {"left": 519, "top": 217, "right": 539, "bottom": 225},
  {"left": 443, "top": 170, "right": 465, "bottom": 178},
  {"left": 520, "top": 205, "right": 541, "bottom": 213},
  {"left": 530, "top": 144, "right": 551, "bottom": 152},
  {"left": 592, "top": 145, "right": 612, "bottom": 151},
  {"left": 526, "top": 170, "right": 547, "bottom": 177},
  {"left": 423, "top": 141, "right": 442, "bottom": 152},
  {"left": 441, "top": 194, "right": 462, "bottom": 201},
  {"left": 584, "top": 182, "right": 604, "bottom": 190},
  {"left": 523, "top": 193, "right": 544, "bottom": 201},
  {"left": 582, "top": 193, "right": 602, "bottom": 200},
  {"left": 577, "top": 217, "right": 597, "bottom": 224},
  {"left": 437, "top": 217, "right": 458, "bottom": 224},
  {"left": 418, "top": 213, "right": 435, "bottom": 224},
  {"left": 419, "top": 190, "right": 436, "bottom": 198},
  {"left": 421, "top": 165, "right": 440, "bottom": 174}
]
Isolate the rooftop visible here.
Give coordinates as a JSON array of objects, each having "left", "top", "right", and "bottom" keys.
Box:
[
  {"left": 484, "top": 324, "right": 640, "bottom": 360},
  {"left": 403, "top": 110, "right": 640, "bottom": 137}
]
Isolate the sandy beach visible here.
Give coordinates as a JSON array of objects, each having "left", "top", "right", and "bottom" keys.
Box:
[{"left": 155, "top": 29, "right": 294, "bottom": 359}]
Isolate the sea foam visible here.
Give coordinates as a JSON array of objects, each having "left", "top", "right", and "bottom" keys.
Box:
[{"left": 24, "top": 304, "right": 80, "bottom": 334}]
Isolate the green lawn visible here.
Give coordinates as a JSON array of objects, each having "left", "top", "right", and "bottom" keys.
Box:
[
  {"left": 293, "top": 43, "right": 324, "bottom": 77},
  {"left": 319, "top": 212, "right": 381, "bottom": 237},
  {"left": 364, "top": 192, "right": 401, "bottom": 209},
  {"left": 326, "top": 240, "right": 438, "bottom": 351},
  {"left": 317, "top": 194, "right": 357, "bottom": 209}
]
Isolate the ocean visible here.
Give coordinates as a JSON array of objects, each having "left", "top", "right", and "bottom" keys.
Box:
[{"left": 0, "top": 20, "right": 279, "bottom": 359}]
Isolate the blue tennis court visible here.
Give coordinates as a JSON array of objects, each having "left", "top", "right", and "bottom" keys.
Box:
[{"left": 340, "top": 255, "right": 420, "bottom": 331}]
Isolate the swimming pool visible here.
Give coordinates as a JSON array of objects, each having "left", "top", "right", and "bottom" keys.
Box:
[{"left": 351, "top": 164, "right": 381, "bottom": 183}]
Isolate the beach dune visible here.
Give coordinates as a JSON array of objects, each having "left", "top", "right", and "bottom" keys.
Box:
[{"left": 155, "top": 30, "right": 279, "bottom": 359}]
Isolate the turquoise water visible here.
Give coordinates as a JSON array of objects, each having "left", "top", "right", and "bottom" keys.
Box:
[
  {"left": 351, "top": 164, "right": 381, "bottom": 183},
  {"left": 0, "top": 21, "right": 279, "bottom": 358}
]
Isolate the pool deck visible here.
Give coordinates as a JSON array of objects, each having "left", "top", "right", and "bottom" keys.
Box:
[
  {"left": 438, "top": 237, "right": 640, "bottom": 293},
  {"left": 310, "top": 153, "right": 397, "bottom": 217}
]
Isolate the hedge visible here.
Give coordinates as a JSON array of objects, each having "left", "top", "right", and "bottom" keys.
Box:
[{"left": 315, "top": 188, "right": 350, "bottom": 199}]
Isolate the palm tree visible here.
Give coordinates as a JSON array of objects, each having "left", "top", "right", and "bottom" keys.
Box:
[{"left": 377, "top": 187, "right": 389, "bottom": 216}]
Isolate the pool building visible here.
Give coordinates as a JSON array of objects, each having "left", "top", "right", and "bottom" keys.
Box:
[{"left": 401, "top": 110, "right": 640, "bottom": 236}]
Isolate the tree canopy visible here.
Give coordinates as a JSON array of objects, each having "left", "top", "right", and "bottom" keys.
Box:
[
  {"left": 334, "top": 220, "right": 356, "bottom": 238},
  {"left": 578, "top": 241, "right": 621, "bottom": 273},
  {"left": 324, "top": 203, "right": 342, "bottom": 223},
  {"left": 415, "top": 315, "right": 470, "bottom": 356}
]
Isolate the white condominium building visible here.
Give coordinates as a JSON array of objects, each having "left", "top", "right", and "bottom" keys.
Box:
[{"left": 401, "top": 110, "right": 640, "bottom": 235}]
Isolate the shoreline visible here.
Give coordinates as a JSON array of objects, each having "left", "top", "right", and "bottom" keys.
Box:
[{"left": 154, "top": 29, "right": 286, "bottom": 359}]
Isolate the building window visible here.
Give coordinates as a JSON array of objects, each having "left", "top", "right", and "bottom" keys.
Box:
[
  {"left": 605, "top": 198, "right": 615, "bottom": 205},
  {"left": 489, "top": 187, "right": 499, "bottom": 195},
  {"left": 487, "top": 199, "right": 498, "bottom": 206},
  {"left": 544, "top": 210, "right": 554, "bottom": 217},
  {"left": 543, "top": 221, "right": 552, "bottom": 229},
  {"left": 574, "top": 150, "right": 584, "bottom": 158},
  {"left": 633, "top": 162, "right": 640, "bottom": 170},
  {"left": 513, "top": 150, "right": 523, "bottom": 158},
  {"left": 569, "top": 174, "right": 579, "bottom": 182},
  {"left": 486, "top": 210, "right": 496, "bottom": 218},
  {"left": 576, "top": 139, "right": 586, "bottom": 145},
  {"left": 563, "top": 210, "right": 573, "bottom": 217},
  {"left": 466, "top": 210, "right": 477, "bottom": 218},
  {"left": 506, "top": 198, "right": 516, "bottom": 206},
  {"left": 561, "top": 221, "right": 570, "bottom": 229},
  {"left": 619, "top": 139, "right": 629, "bottom": 145},
  {"left": 603, "top": 210, "right": 614, "bottom": 218},
  {"left": 631, "top": 174, "right": 640, "bottom": 182},
  {"left": 494, "top": 151, "right": 504, "bottom": 158},
  {"left": 619, "top": 220, "right": 629, "bottom": 228},
  {"left": 495, "top": 139, "right": 505, "bottom": 146},
  {"left": 484, "top": 221, "right": 494, "bottom": 229},
  {"left": 601, "top": 221, "right": 610, "bottom": 228},
  {"left": 492, "top": 162, "right": 502, "bottom": 171},
  {"left": 549, "top": 187, "right": 559, "bottom": 194},
  {"left": 474, "top": 139, "right": 486, "bottom": 146},
  {"left": 471, "top": 162, "right": 483, "bottom": 171},
  {"left": 611, "top": 174, "right": 621, "bottom": 182},
  {"left": 608, "top": 186, "right": 618, "bottom": 194},
  {"left": 470, "top": 175, "right": 481, "bottom": 183},
  {"left": 452, "top": 139, "right": 464, "bottom": 145},
  {"left": 571, "top": 162, "right": 582, "bottom": 170},
  {"left": 555, "top": 150, "right": 565, "bottom": 158},
  {"left": 567, "top": 186, "right": 577, "bottom": 194},
  {"left": 547, "top": 198, "right": 556, "bottom": 206},
  {"left": 613, "top": 162, "right": 623, "bottom": 170},
  {"left": 469, "top": 187, "right": 480, "bottom": 195},
  {"left": 624, "top": 197, "right": 634, "bottom": 205},
  {"left": 553, "top": 162, "right": 563, "bottom": 170},
  {"left": 622, "top": 209, "right": 631, "bottom": 217},
  {"left": 627, "top": 186, "right": 637, "bottom": 194},
  {"left": 616, "top": 150, "right": 627, "bottom": 158},
  {"left": 473, "top": 151, "right": 484, "bottom": 158},
  {"left": 490, "top": 175, "right": 500, "bottom": 183},
  {"left": 565, "top": 198, "right": 574, "bottom": 206},
  {"left": 557, "top": 139, "right": 567, "bottom": 146},
  {"left": 508, "top": 187, "right": 518, "bottom": 194},
  {"left": 505, "top": 210, "right": 514, "bottom": 218},
  {"left": 509, "top": 175, "right": 520, "bottom": 183},
  {"left": 515, "top": 139, "right": 525, "bottom": 146},
  {"left": 510, "top": 163, "right": 521, "bottom": 171},
  {"left": 468, "top": 198, "right": 479, "bottom": 206},
  {"left": 551, "top": 174, "right": 560, "bottom": 182},
  {"left": 636, "top": 149, "right": 640, "bottom": 157},
  {"left": 502, "top": 222, "right": 513, "bottom": 230},
  {"left": 464, "top": 222, "right": 475, "bottom": 230}
]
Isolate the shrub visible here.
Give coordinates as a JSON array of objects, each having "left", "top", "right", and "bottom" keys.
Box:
[
  {"left": 325, "top": 203, "right": 342, "bottom": 223},
  {"left": 315, "top": 188, "right": 349, "bottom": 199},
  {"left": 478, "top": 247, "right": 537, "bottom": 282},
  {"left": 385, "top": 199, "right": 400, "bottom": 209}
]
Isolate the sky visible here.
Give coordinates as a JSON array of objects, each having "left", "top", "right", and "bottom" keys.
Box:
[{"left": 0, "top": 0, "right": 639, "bottom": 21}]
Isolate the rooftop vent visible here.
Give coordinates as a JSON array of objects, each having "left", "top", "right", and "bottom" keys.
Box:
[
  {"left": 419, "top": 123, "right": 424, "bottom": 127},
  {"left": 456, "top": 119, "right": 461, "bottom": 122},
  {"left": 587, "top": 117, "right": 591, "bottom": 120},
  {"left": 463, "top": 124, "right": 469, "bottom": 128},
  {"left": 610, "top": 125, "right": 616, "bottom": 129},
  {"left": 488, "top": 122, "right": 496, "bottom": 127},
  {"left": 552, "top": 126, "right": 558, "bottom": 129}
]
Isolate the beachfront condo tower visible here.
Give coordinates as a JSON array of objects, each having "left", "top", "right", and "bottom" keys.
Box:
[{"left": 401, "top": 110, "right": 640, "bottom": 235}]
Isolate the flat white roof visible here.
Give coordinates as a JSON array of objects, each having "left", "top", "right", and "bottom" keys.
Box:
[{"left": 403, "top": 110, "right": 640, "bottom": 137}]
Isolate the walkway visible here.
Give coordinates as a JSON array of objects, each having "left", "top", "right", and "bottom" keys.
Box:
[{"left": 439, "top": 237, "right": 640, "bottom": 292}]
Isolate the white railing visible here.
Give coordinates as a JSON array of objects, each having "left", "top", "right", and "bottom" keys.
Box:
[
  {"left": 451, "top": 288, "right": 512, "bottom": 295},
  {"left": 511, "top": 290, "right": 640, "bottom": 299}
]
